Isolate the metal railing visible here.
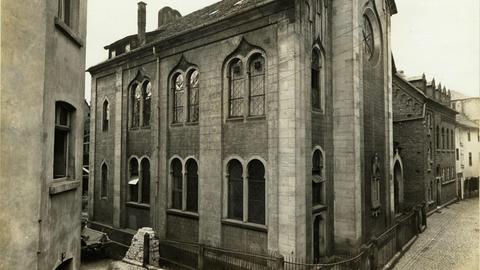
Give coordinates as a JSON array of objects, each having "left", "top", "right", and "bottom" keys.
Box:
[{"left": 158, "top": 203, "right": 426, "bottom": 270}]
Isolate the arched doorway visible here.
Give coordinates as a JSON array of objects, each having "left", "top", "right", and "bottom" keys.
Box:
[{"left": 313, "top": 214, "right": 326, "bottom": 261}]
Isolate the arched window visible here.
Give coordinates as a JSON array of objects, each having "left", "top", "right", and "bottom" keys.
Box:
[
  {"left": 128, "top": 158, "right": 139, "bottom": 202},
  {"left": 436, "top": 126, "right": 440, "bottom": 149},
  {"left": 441, "top": 127, "right": 445, "bottom": 149},
  {"left": 102, "top": 100, "right": 109, "bottom": 131},
  {"left": 186, "top": 159, "right": 198, "bottom": 212},
  {"left": 393, "top": 161, "right": 403, "bottom": 213},
  {"left": 172, "top": 74, "right": 184, "bottom": 123},
  {"left": 446, "top": 128, "right": 449, "bottom": 149},
  {"left": 141, "top": 159, "right": 150, "bottom": 204},
  {"left": 248, "top": 54, "right": 265, "bottom": 116},
  {"left": 229, "top": 59, "right": 244, "bottom": 118},
  {"left": 311, "top": 49, "right": 321, "bottom": 110},
  {"left": 450, "top": 130, "right": 454, "bottom": 149},
  {"left": 313, "top": 214, "right": 326, "bottom": 260},
  {"left": 247, "top": 159, "right": 265, "bottom": 224},
  {"left": 131, "top": 84, "right": 141, "bottom": 128},
  {"left": 188, "top": 70, "right": 200, "bottom": 122},
  {"left": 227, "top": 159, "right": 243, "bottom": 220},
  {"left": 171, "top": 158, "right": 183, "bottom": 210},
  {"left": 362, "top": 15, "right": 374, "bottom": 60},
  {"left": 312, "top": 149, "right": 324, "bottom": 205},
  {"left": 142, "top": 81, "right": 152, "bottom": 127},
  {"left": 101, "top": 163, "right": 108, "bottom": 198}
]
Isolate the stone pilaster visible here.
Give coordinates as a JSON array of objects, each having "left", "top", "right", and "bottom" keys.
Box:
[
  {"left": 331, "top": 0, "right": 364, "bottom": 252},
  {"left": 113, "top": 67, "right": 123, "bottom": 228},
  {"left": 88, "top": 76, "right": 97, "bottom": 219}
]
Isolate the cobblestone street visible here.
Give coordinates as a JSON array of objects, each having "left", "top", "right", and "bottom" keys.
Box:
[{"left": 394, "top": 198, "right": 479, "bottom": 270}]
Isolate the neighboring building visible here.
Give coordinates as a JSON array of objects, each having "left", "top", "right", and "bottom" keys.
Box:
[
  {"left": 393, "top": 72, "right": 458, "bottom": 213},
  {"left": 88, "top": 0, "right": 398, "bottom": 261},
  {"left": 0, "top": 1, "right": 88, "bottom": 270},
  {"left": 451, "top": 95, "right": 480, "bottom": 198},
  {"left": 83, "top": 101, "right": 91, "bottom": 209}
]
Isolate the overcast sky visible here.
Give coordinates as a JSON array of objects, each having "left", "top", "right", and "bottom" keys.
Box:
[{"left": 85, "top": 0, "right": 480, "bottom": 102}]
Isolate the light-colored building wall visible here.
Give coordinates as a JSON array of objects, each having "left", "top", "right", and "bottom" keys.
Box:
[
  {"left": 455, "top": 125, "right": 480, "bottom": 198},
  {"left": 0, "top": 0, "right": 88, "bottom": 269}
]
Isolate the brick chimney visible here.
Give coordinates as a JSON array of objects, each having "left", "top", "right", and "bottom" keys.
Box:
[{"left": 138, "top": 2, "right": 147, "bottom": 46}]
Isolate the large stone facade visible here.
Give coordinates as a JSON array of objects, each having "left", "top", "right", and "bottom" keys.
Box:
[
  {"left": 0, "top": 0, "right": 88, "bottom": 269},
  {"left": 88, "top": 0, "right": 397, "bottom": 261},
  {"left": 393, "top": 72, "right": 458, "bottom": 213}
]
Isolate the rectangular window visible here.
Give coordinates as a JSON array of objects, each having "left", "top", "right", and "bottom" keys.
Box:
[
  {"left": 468, "top": 130, "right": 471, "bottom": 141},
  {"left": 54, "top": 104, "right": 72, "bottom": 179},
  {"left": 456, "top": 149, "right": 459, "bottom": 161},
  {"left": 469, "top": 152, "right": 472, "bottom": 166}
]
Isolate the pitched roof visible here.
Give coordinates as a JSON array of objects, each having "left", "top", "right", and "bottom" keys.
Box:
[
  {"left": 106, "top": 0, "right": 272, "bottom": 50},
  {"left": 457, "top": 113, "right": 479, "bottom": 129}
]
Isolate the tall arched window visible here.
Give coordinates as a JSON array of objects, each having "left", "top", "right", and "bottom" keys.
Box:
[
  {"left": 102, "top": 100, "right": 109, "bottom": 131},
  {"left": 172, "top": 74, "right": 184, "bottom": 123},
  {"left": 141, "top": 159, "right": 150, "bottom": 204},
  {"left": 142, "top": 81, "right": 152, "bottom": 127},
  {"left": 128, "top": 159, "right": 139, "bottom": 202},
  {"left": 446, "top": 128, "right": 449, "bottom": 149},
  {"left": 248, "top": 54, "right": 265, "bottom": 116},
  {"left": 227, "top": 159, "right": 243, "bottom": 220},
  {"left": 229, "top": 59, "right": 244, "bottom": 118},
  {"left": 187, "top": 70, "right": 200, "bottom": 122},
  {"left": 450, "top": 130, "right": 454, "bottom": 149},
  {"left": 441, "top": 127, "right": 445, "bottom": 149},
  {"left": 131, "top": 84, "right": 141, "bottom": 128},
  {"left": 171, "top": 158, "right": 183, "bottom": 209},
  {"left": 186, "top": 159, "right": 198, "bottom": 212},
  {"left": 248, "top": 160, "right": 265, "bottom": 224},
  {"left": 101, "top": 163, "right": 108, "bottom": 198},
  {"left": 312, "top": 149, "right": 324, "bottom": 205},
  {"left": 436, "top": 126, "right": 440, "bottom": 149},
  {"left": 311, "top": 49, "right": 321, "bottom": 110}
]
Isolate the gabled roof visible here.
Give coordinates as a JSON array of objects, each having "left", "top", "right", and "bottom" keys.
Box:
[{"left": 105, "top": 0, "right": 273, "bottom": 50}]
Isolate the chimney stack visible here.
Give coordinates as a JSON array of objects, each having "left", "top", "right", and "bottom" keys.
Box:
[{"left": 138, "top": 2, "right": 147, "bottom": 46}]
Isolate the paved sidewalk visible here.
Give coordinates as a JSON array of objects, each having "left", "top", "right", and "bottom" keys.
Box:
[{"left": 394, "top": 198, "right": 479, "bottom": 270}]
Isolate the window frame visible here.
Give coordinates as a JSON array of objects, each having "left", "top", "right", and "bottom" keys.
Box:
[
  {"left": 102, "top": 99, "right": 109, "bottom": 132},
  {"left": 312, "top": 147, "right": 326, "bottom": 207},
  {"left": 311, "top": 47, "right": 325, "bottom": 113},
  {"left": 53, "top": 102, "right": 75, "bottom": 180},
  {"left": 129, "top": 77, "right": 151, "bottom": 130},
  {"left": 223, "top": 157, "right": 267, "bottom": 227},
  {"left": 168, "top": 156, "right": 199, "bottom": 214},
  {"left": 224, "top": 50, "right": 267, "bottom": 121},
  {"left": 127, "top": 157, "right": 150, "bottom": 205},
  {"left": 247, "top": 54, "right": 266, "bottom": 117},
  {"left": 187, "top": 69, "right": 200, "bottom": 123},
  {"left": 100, "top": 162, "right": 108, "bottom": 199}
]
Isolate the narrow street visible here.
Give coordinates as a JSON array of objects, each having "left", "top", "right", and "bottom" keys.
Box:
[{"left": 394, "top": 197, "right": 479, "bottom": 270}]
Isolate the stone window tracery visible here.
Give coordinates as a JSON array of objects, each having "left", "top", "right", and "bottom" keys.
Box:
[
  {"left": 248, "top": 54, "right": 265, "bottom": 116},
  {"left": 188, "top": 70, "right": 200, "bottom": 122},
  {"left": 362, "top": 15, "right": 374, "bottom": 60},
  {"left": 169, "top": 157, "right": 199, "bottom": 213},
  {"left": 229, "top": 59, "right": 245, "bottom": 118},
  {"left": 172, "top": 74, "right": 185, "bottom": 123}
]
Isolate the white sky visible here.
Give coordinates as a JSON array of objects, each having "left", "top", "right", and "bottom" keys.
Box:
[{"left": 85, "top": 0, "right": 480, "bottom": 102}]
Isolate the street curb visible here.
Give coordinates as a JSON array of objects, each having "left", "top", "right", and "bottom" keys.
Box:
[{"left": 427, "top": 198, "right": 458, "bottom": 217}]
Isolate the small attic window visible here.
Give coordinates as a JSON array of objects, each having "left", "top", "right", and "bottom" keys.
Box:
[
  {"left": 110, "top": 50, "right": 116, "bottom": 58},
  {"left": 234, "top": 0, "right": 244, "bottom": 6},
  {"left": 209, "top": 10, "right": 219, "bottom": 15},
  {"left": 125, "top": 44, "right": 131, "bottom": 52}
]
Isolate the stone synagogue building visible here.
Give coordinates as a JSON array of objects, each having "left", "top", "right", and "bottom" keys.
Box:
[{"left": 88, "top": 0, "right": 399, "bottom": 262}]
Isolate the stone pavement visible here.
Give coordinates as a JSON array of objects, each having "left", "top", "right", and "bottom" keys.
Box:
[{"left": 393, "top": 198, "right": 479, "bottom": 270}]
